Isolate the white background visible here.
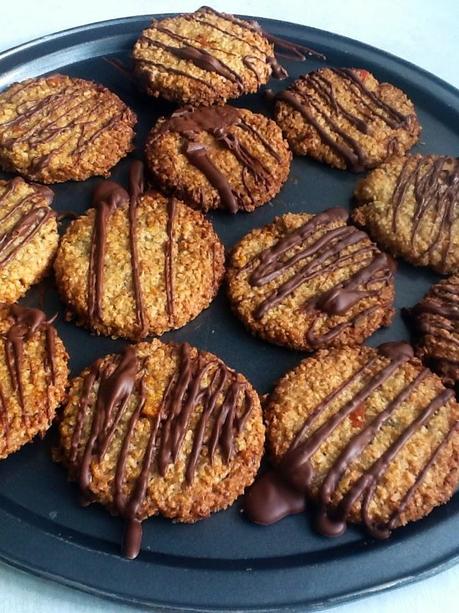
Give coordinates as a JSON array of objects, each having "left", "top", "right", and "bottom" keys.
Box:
[{"left": 0, "top": 1, "right": 458, "bottom": 612}]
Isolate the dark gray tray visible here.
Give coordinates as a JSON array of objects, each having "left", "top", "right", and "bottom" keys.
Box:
[{"left": 0, "top": 13, "right": 458, "bottom": 612}]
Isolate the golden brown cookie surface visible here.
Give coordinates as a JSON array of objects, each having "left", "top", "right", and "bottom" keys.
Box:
[
  {"left": 132, "top": 7, "right": 275, "bottom": 106},
  {"left": 353, "top": 155, "right": 459, "bottom": 274},
  {"left": 413, "top": 276, "right": 459, "bottom": 387},
  {"left": 0, "top": 177, "right": 58, "bottom": 304},
  {"left": 145, "top": 105, "right": 292, "bottom": 213},
  {"left": 0, "top": 304, "right": 68, "bottom": 460},
  {"left": 245, "top": 342, "right": 459, "bottom": 537},
  {"left": 227, "top": 207, "right": 395, "bottom": 351},
  {"left": 54, "top": 163, "right": 225, "bottom": 340},
  {"left": 56, "top": 339, "right": 265, "bottom": 558},
  {"left": 274, "top": 68, "right": 420, "bottom": 171},
  {"left": 0, "top": 74, "right": 136, "bottom": 183}
]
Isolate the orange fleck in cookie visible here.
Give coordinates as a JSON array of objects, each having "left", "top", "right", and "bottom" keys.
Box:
[
  {"left": 0, "top": 304, "right": 68, "bottom": 460},
  {"left": 132, "top": 6, "right": 282, "bottom": 106},
  {"left": 0, "top": 177, "right": 58, "bottom": 304},
  {"left": 145, "top": 105, "right": 292, "bottom": 213},
  {"left": 274, "top": 67, "right": 420, "bottom": 171},
  {"left": 244, "top": 342, "right": 459, "bottom": 539},
  {"left": 0, "top": 74, "right": 136, "bottom": 183},
  {"left": 56, "top": 339, "right": 264, "bottom": 558},
  {"left": 412, "top": 276, "right": 459, "bottom": 388},
  {"left": 54, "top": 162, "right": 225, "bottom": 340},
  {"left": 227, "top": 207, "right": 395, "bottom": 351},
  {"left": 353, "top": 155, "right": 459, "bottom": 274}
]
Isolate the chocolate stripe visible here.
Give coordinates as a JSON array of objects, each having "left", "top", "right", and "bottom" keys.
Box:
[
  {"left": 243, "top": 207, "right": 394, "bottom": 346},
  {"left": 68, "top": 342, "right": 254, "bottom": 559},
  {"left": 244, "top": 342, "right": 458, "bottom": 541}
]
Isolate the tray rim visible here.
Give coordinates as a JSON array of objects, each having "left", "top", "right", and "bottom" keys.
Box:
[
  {"left": 1, "top": 547, "right": 459, "bottom": 613},
  {"left": 0, "top": 12, "right": 458, "bottom": 613}
]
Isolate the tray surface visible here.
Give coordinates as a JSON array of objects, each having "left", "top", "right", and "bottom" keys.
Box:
[{"left": 0, "top": 12, "right": 458, "bottom": 612}]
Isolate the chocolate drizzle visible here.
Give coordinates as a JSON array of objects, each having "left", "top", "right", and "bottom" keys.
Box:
[
  {"left": 165, "top": 198, "right": 177, "bottom": 324},
  {"left": 87, "top": 162, "right": 177, "bottom": 336},
  {"left": 88, "top": 179, "right": 129, "bottom": 327},
  {"left": 262, "top": 32, "right": 326, "bottom": 62},
  {"left": 157, "top": 105, "right": 281, "bottom": 213},
  {"left": 103, "top": 57, "right": 136, "bottom": 83},
  {"left": 0, "top": 77, "right": 127, "bottom": 174},
  {"left": 414, "top": 279, "right": 459, "bottom": 341},
  {"left": 243, "top": 207, "right": 394, "bottom": 347},
  {"left": 200, "top": 6, "right": 325, "bottom": 72},
  {"left": 0, "top": 179, "right": 55, "bottom": 267},
  {"left": 68, "top": 342, "right": 254, "bottom": 559},
  {"left": 128, "top": 161, "right": 147, "bottom": 337},
  {"left": 275, "top": 68, "right": 414, "bottom": 171},
  {"left": 413, "top": 277, "right": 459, "bottom": 383},
  {"left": 244, "top": 342, "right": 457, "bottom": 539},
  {"left": 136, "top": 5, "right": 325, "bottom": 90},
  {"left": 0, "top": 304, "right": 57, "bottom": 449},
  {"left": 391, "top": 156, "right": 459, "bottom": 269}
]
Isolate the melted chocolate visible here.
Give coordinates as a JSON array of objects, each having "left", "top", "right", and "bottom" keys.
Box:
[
  {"left": 275, "top": 68, "right": 414, "bottom": 171},
  {"left": 185, "top": 141, "right": 238, "bottom": 213},
  {"left": 158, "top": 105, "right": 280, "bottom": 213},
  {"left": 262, "top": 32, "right": 326, "bottom": 62},
  {"left": 1, "top": 305, "right": 57, "bottom": 436},
  {"left": 196, "top": 7, "right": 325, "bottom": 73},
  {"left": 0, "top": 80, "right": 126, "bottom": 172},
  {"left": 244, "top": 342, "right": 457, "bottom": 540},
  {"left": 165, "top": 198, "right": 177, "bottom": 324},
  {"left": 87, "top": 162, "right": 177, "bottom": 337},
  {"left": 68, "top": 343, "right": 254, "bottom": 559},
  {"left": 88, "top": 180, "right": 129, "bottom": 327},
  {"left": 0, "top": 387, "right": 10, "bottom": 452},
  {"left": 244, "top": 470, "right": 306, "bottom": 525},
  {"left": 413, "top": 278, "right": 459, "bottom": 378},
  {"left": 103, "top": 57, "right": 136, "bottom": 82},
  {"left": 391, "top": 157, "right": 459, "bottom": 268},
  {"left": 128, "top": 161, "right": 147, "bottom": 337},
  {"left": 243, "top": 207, "right": 394, "bottom": 347},
  {"left": 155, "top": 25, "right": 244, "bottom": 88},
  {"left": 0, "top": 180, "right": 55, "bottom": 267},
  {"left": 137, "top": 6, "right": 325, "bottom": 91}
]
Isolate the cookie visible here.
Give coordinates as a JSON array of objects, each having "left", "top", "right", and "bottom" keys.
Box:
[
  {"left": 353, "top": 155, "right": 459, "bottom": 274},
  {"left": 54, "top": 162, "right": 225, "bottom": 340},
  {"left": 56, "top": 339, "right": 265, "bottom": 558},
  {"left": 0, "top": 74, "right": 136, "bottom": 183},
  {"left": 244, "top": 342, "right": 459, "bottom": 539},
  {"left": 0, "top": 177, "right": 58, "bottom": 304},
  {"left": 274, "top": 67, "right": 420, "bottom": 171},
  {"left": 132, "top": 6, "right": 276, "bottom": 106},
  {"left": 227, "top": 207, "right": 395, "bottom": 351},
  {"left": 0, "top": 304, "right": 68, "bottom": 460},
  {"left": 145, "top": 105, "right": 292, "bottom": 213},
  {"left": 412, "top": 276, "right": 459, "bottom": 388}
]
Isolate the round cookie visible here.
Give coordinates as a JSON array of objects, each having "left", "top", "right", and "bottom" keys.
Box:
[
  {"left": 132, "top": 6, "right": 276, "bottom": 106},
  {"left": 0, "top": 304, "right": 68, "bottom": 460},
  {"left": 145, "top": 105, "right": 292, "bottom": 213},
  {"left": 0, "top": 177, "right": 58, "bottom": 304},
  {"left": 412, "top": 276, "right": 459, "bottom": 388},
  {"left": 227, "top": 207, "right": 395, "bottom": 351},
  {"left": 245, "top": 342, "right": 459, "bottom": 537},
  {"left": 353, "top": 155, "right": 459, "bottom": 274},
  {"left": 0, "top": 74, "right": 136, "bottom": 183},
  {"left": 54, "top": 163, "right": 225, "bottom": 340},
  {"left": 56, "top": 339, "right": 265, "bottom": 558},
  {"left": 274, "top": 67, "right": 420, "bottom": 171}
]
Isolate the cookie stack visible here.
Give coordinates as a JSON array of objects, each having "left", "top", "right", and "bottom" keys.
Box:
[{"left": 0, "top": 6, "right": 457, "bottom": 560}]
